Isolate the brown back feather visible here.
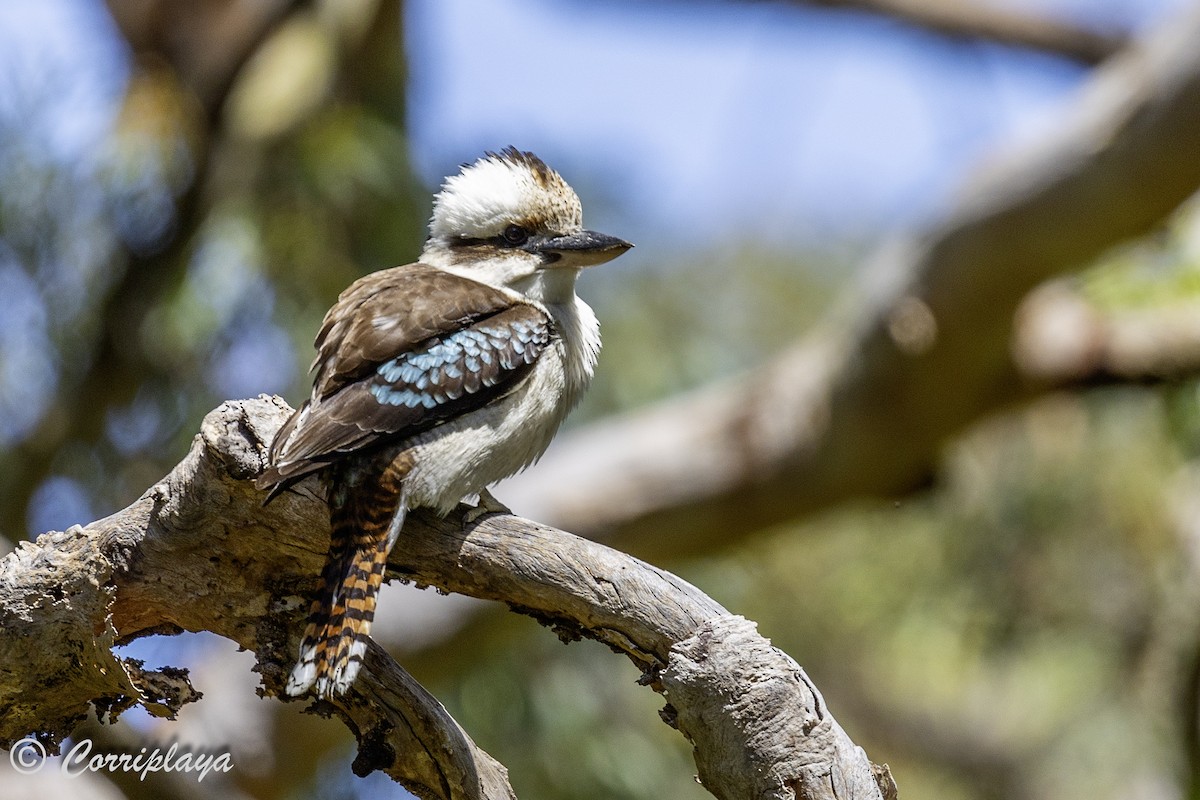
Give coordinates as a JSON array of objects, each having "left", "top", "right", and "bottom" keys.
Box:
[{"left": 257, "top": 263, "right": 553, "bottom": 495}]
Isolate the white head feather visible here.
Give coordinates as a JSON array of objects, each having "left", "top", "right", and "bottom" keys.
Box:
[{"left": 427, "top": 148, "right": 582, "bottom": 241}]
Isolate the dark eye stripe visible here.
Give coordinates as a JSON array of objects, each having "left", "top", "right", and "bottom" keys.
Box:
[{"left": 450, "top": 226, "right": 535, "bottom": 250}]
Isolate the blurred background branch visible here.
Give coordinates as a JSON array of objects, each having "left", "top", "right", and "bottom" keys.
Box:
[
  {"left": 500, "top": 6, "right": 1200, "bottom": 560},
  {"left": 3, "top": 0, "right": 1200, "bottom": 798},
  {"left": 799, "top": 0, "right": 1126, "bottom": 63}
]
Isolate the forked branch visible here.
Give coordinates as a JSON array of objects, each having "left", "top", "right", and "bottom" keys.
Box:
[{"left": 0, "top": 397, "right": 893, "bottom": 800}]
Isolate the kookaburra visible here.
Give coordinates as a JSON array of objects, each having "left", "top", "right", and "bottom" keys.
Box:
[{"left": 257, "top": 148, "right": 631, "bottom": 698}]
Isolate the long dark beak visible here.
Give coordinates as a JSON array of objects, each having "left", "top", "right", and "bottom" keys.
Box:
[{"left": 535, "top": 229, "right": 633, "bottom": 268}]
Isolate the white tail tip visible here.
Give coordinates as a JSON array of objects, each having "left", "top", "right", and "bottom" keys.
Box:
[{"left": 285, "top": 649, "right": 318, "bottom": 697}]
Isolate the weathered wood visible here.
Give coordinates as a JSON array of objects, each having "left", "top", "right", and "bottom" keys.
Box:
[
  {"left": 662, "top": 616, "right": 889, "bottom": 800},
  {"left": 0, "top": 397, "right": 891, "bottom": 800}
]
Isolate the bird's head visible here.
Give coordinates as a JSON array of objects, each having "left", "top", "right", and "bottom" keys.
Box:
[{"left": 420, "top": 148, "right": 631, "bottom": 300}]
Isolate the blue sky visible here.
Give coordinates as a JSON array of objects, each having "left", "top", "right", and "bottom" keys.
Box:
[
  {"left": 0, "top": 0, "right": 1188, "bottom": 251},
  {"left": 0, "top": 0, "right": 125, "bottom": 159},
  {"left": 0, "top": 0, "right": 1192, "bottom": 537},
  {"left": 406, "top": 0, "right": 1188, "bottom": 250}
]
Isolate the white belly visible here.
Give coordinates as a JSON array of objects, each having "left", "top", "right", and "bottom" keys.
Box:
[{"left": 402, "top": 298, "right": 598, "bottom": 514}]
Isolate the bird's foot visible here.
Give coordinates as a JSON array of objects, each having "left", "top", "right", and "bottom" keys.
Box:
[{"left": 464, "top": 488, "right": 511, "bottom": 524}]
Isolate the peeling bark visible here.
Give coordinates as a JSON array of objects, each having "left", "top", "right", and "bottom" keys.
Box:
[{"left": 0, "top": 397, "right": 891, "bottom": 800}]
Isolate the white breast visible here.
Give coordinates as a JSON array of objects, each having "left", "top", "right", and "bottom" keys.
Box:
[{"left": 402, "top": 296, "right": 600, "bottom": 514}]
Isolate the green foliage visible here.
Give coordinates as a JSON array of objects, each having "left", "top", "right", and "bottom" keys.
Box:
[
  {"left": 418, "top": 616, "right": 709, "bottom": 800},
  {"left": 0, "top": 7, "right": 428, "bottom": 539},
  {"left": 579, "top": 246, "right": 839, "bottom": 421},
  {"left": 418, "top": 380, "right": 1200, "bottom": 800},
  {"left": 1082, "top": 198, "right": 1200, "bottom": 310},
  {"left": 688, "top": 386, "right": 1198, "bottom": 800}
]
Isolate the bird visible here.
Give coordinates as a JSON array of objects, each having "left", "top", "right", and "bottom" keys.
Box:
[{"left": 256, "top": 147, "right": 632, "bottom": 699}]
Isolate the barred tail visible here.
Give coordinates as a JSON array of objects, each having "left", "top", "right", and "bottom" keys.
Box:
[
  {"left": 285, "top": 533, "right": 391, "bottom": 698},
  {"left": 287, "top": 459, "right": 409, "bottom": 698}
]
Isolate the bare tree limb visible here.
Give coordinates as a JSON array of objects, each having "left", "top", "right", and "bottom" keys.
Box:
[
  {"left": 0, "top": 398, "right": 891, "bottom": 800},
  {"left": 634, "top": 0, "right": 1124, "bottom": 63},
  {"left": 801, "top": 0, "right": 1125, "bottom": 64},
  {"left": 500, "top": 3, "right": 1200, "bottom": 562}
]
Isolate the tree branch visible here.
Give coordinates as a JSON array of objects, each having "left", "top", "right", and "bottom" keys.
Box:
[
  {"left": 500, "top": 3, "right": 1200, "bottom": 562},
  {"left": 0, "top": 397, "right": 891, "bottom": 800},
  {"left": 800, "top": 0, "right": 1125, "bottom": 64}
]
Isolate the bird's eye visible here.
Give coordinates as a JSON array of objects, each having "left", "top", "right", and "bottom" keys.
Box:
[{"left": 502, "top": 224, "right": 529, "bottom": 246}]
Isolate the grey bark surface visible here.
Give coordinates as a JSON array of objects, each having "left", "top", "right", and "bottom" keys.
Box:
[{"left": 0, "top": 397, "right": 891, "bottom": 800}]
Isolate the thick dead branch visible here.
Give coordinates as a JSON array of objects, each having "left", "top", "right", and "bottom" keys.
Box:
[
  {"left": 2, "top": 396, "right": 512, "bottom": 800},
  {"left": 501, "top": 4, "right": 1200, "bottom": 561},
  {"left": 662, "top": 616, "right": 893, "bottom": 800},
  {"left": 0, "top": 398, "right": 890, "bottom": 800}
]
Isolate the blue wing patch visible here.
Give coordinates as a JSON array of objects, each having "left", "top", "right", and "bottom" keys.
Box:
[{"left": 368, "top": 313, "right": 551, "bottom": 410}]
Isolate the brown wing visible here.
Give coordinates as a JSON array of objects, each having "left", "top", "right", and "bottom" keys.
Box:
[
  {"left": 257, "top": 264, "right": 553, "bottom": 493},
  {"left": 309, "top": 263, "right": 520, "bottom": 397}
]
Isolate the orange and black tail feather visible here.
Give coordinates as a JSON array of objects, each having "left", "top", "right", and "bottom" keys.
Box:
[{"left": 286, "top": 460, "right": 409, "bottom": 698}]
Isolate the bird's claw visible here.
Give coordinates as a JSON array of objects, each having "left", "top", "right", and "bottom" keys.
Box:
[{"left": 463, "top": 488, "right": 511, "bottom": 524}]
